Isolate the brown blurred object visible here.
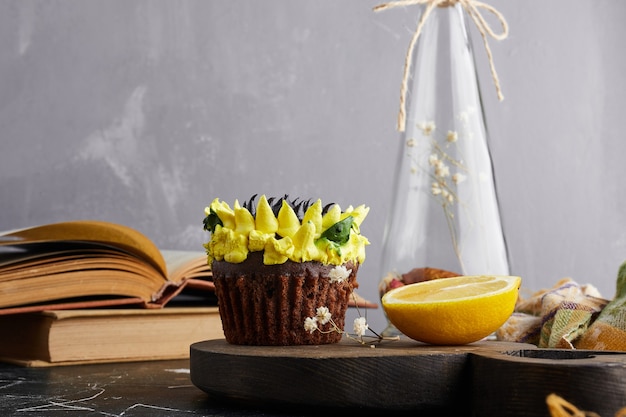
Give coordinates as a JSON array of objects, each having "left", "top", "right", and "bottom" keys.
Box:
[
  {"left": 348, "top": 290, "right": 378, "bottom": 309},
  {"left": 401, "top": 267, "right": 460, "bottom": 284},
  {"left": 379, "top": 267, "right": 460, "bottom": 300}
]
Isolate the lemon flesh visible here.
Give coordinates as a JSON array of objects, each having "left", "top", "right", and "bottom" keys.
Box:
[{"left": 382, "top": 275, "right": 521, "bottom": 345}]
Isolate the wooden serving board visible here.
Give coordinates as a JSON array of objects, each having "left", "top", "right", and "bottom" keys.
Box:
[{"left": 190, "top": 338, "right": 626, "bottom": 416}]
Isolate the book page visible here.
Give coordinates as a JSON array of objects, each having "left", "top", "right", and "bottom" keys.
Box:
[
  {"left": 161, "top": 250, "right": 210, "bottom": 282},
  {"left": 0, "top": 220, "right": 167, "bottom": 277}
]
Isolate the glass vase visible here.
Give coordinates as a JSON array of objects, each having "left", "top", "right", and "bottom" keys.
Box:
[{"left": 379, "top": 3, "right": 510, "bottom": 336}]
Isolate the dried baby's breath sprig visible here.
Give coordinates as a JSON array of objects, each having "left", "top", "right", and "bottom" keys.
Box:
[
  {"left": 304, "top": 302, "right": 398, "bottom": 347},
  {"left": 406, "top": 118, "right": 476, "bottom": 266},
  {"left": 304, "top": 266, "right": 400, "bottom": 347}
]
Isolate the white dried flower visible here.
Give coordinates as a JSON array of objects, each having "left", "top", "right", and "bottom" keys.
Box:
[
  {"left": 452, "top": 173, "right": 467, "bottom": 184},
  {"left": 446, "top": 131, "right": 458, "bottom": 143},
  {"left": 434, "top": 162, "right": 450, "bottom": 178},
  {"left": 406, "top": 138, "right": 416, "bottom": 147},
  {"left": 418, "top": 121, "right": 436, "bottom": 136},
  {"left": 428, "top": 154, "right": 439, "bottom": 166},
  {"left": 315, "top": 307, "right": 332, "bottom": 325},
  {"left": 329, "top": 265, "right": 351, "bottom": 284},
  {"left": 353, "top": 317, "right": 369, "bottom": 337},
  {"left": 304, "top": 317, "right": 318, "bottom": 334}
]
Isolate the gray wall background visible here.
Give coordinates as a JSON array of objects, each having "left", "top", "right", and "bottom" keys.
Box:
[{"left": 1, "top": 0, "right": 625, "bottom": 332}]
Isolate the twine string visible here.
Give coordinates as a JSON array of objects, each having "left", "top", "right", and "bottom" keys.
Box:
[{"left": 374, "top": 0, "right": 509, "bottom": 132}]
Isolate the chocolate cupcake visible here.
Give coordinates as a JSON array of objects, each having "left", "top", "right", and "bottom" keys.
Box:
[{"left": 203, "top": 195, "right": 369, "bottom": 345}]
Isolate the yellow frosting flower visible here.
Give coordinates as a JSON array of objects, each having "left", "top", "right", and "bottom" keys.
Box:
[
  {"left": 255, "top": 195, "right": 279, "bottom": 234},
  {"left": 263, "top": 235, "right": 294, "bottom": 264},
  {"left": 211, "top": 199, "right": 236, "bottom": 229},
  {"left": 234, "top": 202, "right": 255, "bottom": 235},
  {"left": 322, "top": 204, "right": 341, "bottom": 230},
  {"left": 202, "top": 195, "right": 369, "bottom": 266},
  {"left": 291, "top": 221, "right": 322, "bottom": 262},
  {"left": 302, "top": 199, "right": 323, "bottom": 235},
  {"left": 204, "top": 225, "right": 248, "bottom": 264},
  {"left": 248, "top": 229, "right": 272, "bottom": 252},
  {"left": 276, "top": 201, "right": 300, "bottom": 238}
]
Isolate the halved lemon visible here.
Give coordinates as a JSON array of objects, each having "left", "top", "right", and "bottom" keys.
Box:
[{"left": 382, "top": 275, "right": 521, "bottom": 345}]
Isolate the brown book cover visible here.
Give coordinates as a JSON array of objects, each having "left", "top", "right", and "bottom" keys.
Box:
[
  {"left": 0, "top": 220, "right": 215, "bottom": 315},
  {"left": 0, "top": 307, "right": 223, "bottom": 366}
]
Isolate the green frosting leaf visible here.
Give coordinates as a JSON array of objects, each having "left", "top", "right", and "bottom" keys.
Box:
[
  {"left": 203, "top": 208, "right": 223, "bottom": 233},
  {"left": 319, "top": 216, "right": 354, "bottom": 245}
]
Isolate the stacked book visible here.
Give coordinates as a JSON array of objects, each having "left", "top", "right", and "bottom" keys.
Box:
[{"left": 0, "top": 220, "right": 222, "bottom": 367}]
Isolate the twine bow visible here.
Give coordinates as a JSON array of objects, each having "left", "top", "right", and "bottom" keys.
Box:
[{"left": 374, "top": 0, "right": 509, "bottom": 132}]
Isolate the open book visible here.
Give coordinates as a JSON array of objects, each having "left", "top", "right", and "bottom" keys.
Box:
[{"left": 0, "top": 220, "right": 215, "bottom": 315}]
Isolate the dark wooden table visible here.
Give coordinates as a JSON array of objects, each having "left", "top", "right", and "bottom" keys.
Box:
[
  {"left": 0, "top": 351, "right": 474, "bottom": 417},
  {"left": 3, "top": 339, "right": 626, "bottom": 417},
  {"left": 0, "top": 358, "right": 315, "bottom": 417}
]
